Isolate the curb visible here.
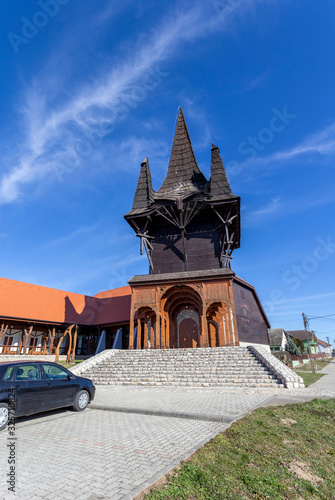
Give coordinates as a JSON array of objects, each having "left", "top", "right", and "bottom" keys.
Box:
[{"left": 90, "top": 403, "right": 237, "bottom": 423}]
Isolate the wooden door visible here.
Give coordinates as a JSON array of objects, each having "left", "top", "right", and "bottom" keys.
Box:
[{"left": 179, "top": 318, "right": 198, "bottom": 348}]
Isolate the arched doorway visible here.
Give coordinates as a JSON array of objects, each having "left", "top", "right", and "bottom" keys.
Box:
[
  {"left": 207, "top": 320, "right": 219, "bottom": 347},
  {"left": 133, "top": 307, "right": 157, "bottom": 349},
  {"left": 160, "top": 285, "right": 204, "bottom": 348}
]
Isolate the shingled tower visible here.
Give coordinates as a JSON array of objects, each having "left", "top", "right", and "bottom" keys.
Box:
[{"left": 125, "top": 108, "right": 242, "bottom": 350}]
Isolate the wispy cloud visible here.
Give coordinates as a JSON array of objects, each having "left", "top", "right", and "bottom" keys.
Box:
[
  {"left": 243, "top": 197, "right": 281, "bottom": 226},
  {"left": 41, "top": 225, "right": 99, "bottom": 250},
  {"left": 230, "top": 121, "right": 335, "bottom": 180},
  {"left": 0, "top": 0, "right": 259, "bottom": 204},
  {"left": 286, "top": 291, "right": 335, "bottom": 303}
]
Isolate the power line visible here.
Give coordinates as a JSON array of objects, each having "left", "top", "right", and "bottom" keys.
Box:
[{"left": 307, "top": 313, "right": 335, "bottom": 320}]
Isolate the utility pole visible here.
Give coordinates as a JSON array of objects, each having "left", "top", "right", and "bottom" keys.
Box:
[
  {"left": 326, "top": 336, "right": 330, "bottom": 344},
  {"left": 302, "top": 312, "right": 316, "bottom": 373}
]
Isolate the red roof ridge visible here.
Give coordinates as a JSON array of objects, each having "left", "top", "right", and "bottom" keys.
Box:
[
  {"left": 0, "top": 276, "right": 87, "bottom": 298},
  {"left": 93, "top": 285, "right": 131, "bottom": 299}
]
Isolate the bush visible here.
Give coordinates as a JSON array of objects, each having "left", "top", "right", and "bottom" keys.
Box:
[{"left": 285, "top": 338, "right": 301, "bottom": 356}]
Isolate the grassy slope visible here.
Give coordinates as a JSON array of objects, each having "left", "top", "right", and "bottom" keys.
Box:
[
  {"left": 294, "top": 359, "right": 332, "bottom": 372},
  {"left": 147, "top": 399, "right": 335, "bottom": 500},
  {"left": 296, "top": 372, "right": 325, "bottom": 387}
]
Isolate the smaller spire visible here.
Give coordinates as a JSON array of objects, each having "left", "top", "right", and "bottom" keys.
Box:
[
  {"left": 210, "top": 144, "right": 233, "bottom": 199},
  {"left": 131, "top": 157, "right": 155, "bottom": 210}
]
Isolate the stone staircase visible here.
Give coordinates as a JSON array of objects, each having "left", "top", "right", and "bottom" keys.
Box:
[{"left": 78, "top": 347, "right": 286, "bottom": 388}]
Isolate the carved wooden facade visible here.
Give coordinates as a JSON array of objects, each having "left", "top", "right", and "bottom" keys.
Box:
[{"left": 128, "top": 270, "right": 239, "bottom": 350}]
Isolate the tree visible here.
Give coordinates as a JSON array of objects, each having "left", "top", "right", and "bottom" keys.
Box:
[
  {"left": 292, "top": 337, "right": 304, "bottom": 354},
  {"left": 285, "top": 338, "right": 301, "bottom": 356}
]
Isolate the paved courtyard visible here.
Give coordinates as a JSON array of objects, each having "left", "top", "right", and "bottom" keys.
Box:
[
  {"left": 1, "top": 372, "right": 335, "bottom": 500},
  {"left": 0, "top": 405, "right": 229, "bottom": 500}
]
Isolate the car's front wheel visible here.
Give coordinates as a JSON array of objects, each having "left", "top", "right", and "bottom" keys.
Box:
[
  {"left": 0, "top": 403, "right": 9, "bottom": 431},
  {"left": 73, "top": 390, "right": 90, "bottom": 412}
]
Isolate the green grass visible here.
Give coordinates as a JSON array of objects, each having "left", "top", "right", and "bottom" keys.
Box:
[
  {"left": 146, "top": 399, "right": 335, "bottom": 500},
  {"left": 293, "top": 359, "right": 332, "bottom": 372},
  {"left": 296, "top": 372, "right": 325, "bottom": 387},
  {"left": 57, "top": 359, "right": 83, "bottom": 369}
]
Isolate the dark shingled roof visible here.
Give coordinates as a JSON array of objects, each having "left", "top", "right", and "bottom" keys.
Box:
[
  {"left": 268, "top": 328, "right": 286, "bottom": 346},
  {"left": 155, "top": 107, "right": 208, "bottom": 200},
  {"left": 131, "top": 157, "right": 155, "bottom": 210},
  {"left": 209, "top": 143, "right": 234, "bottom": 200},
  {"left": 125, "top": 108, "right": 239, "bottom": 218},
  {"left": 287, "top": 330, "right": 314, "bottom": 341}
]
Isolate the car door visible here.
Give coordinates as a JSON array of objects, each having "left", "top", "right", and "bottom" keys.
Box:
[
  {"left": 41, "top": 363, "right": 78, "bottom": 411},
  {"left": 12, "top": 363, "right": 49, "bottom": 416}
]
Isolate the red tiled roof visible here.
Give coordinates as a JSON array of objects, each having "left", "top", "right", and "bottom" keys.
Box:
[
  {"left": 0, "top": 277, "right": 131, "bottom": 326},
  {"left": 318, "top": 339, "right": 331, "bottom": 347},
  {"left": 94, "top": 295, "right": 131, "bottom": 325},
  {"left": 94, "top": 286, "right": 131, "bottom": 299}
]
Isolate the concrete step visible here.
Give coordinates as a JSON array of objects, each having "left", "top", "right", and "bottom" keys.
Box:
[{"left": 78, "top": 346, "right": 285, "bottom": 388}]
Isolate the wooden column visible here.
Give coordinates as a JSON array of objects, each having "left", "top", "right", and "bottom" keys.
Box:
[
  {"left": 48, "top": 327, "right": 56, "bottom": 354},
  {"left": 55, "top": 325, "right": 73, "bottom": 362},
  {"left": 155, "top": 315, "right": 161, "bottom": 349},
  {"left": 217, "top": 310, "right": 224, "bottom": 346},
  {"left": 66, "top": 327, "right": 73, "bottom": 363},
  {"left": 208, "top": 322, "right": 217, "bottom": 347},
  {"left": 200, "top": 309, "right": 209, "bottom": 348},
  {"left": 136, "top": 318, "right": 142, "bottom": 350},
  {"left": 23, "top": 326, "right": 34, "bottom": 355},
  {"left": 150, "top": 316, "right": 155, "bottom": 349},
  {"left": 128, "top": 310, "right": 135, "bottom": 349},
  {"left": 0, "top": 324, "right": 8, "bottom": 352},
  {"left": 225, "top": 309, "right": 232, "bottom": 345},
  {"left": 70, "top": 325, "right": 78, "bottom": 363},
  {"left": 228, "top": 280, "right": 239, "bottom": 346},
  {"left": 161, "top": 315, "right": 166, "bottom": 349},
  {"left": 165, "top": 314, "right": 170, "bottom": 349},
  {"left": 143, "top": 315, "right": 149, "bottom": 349}
]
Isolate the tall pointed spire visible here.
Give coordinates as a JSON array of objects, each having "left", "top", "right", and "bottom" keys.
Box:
[
  {"left": 210, "top": 143, "right": 234, "bottom": 199},
  {"left": 131, "top": 157, "right": 155, "bottom": 210},
  {"left": 156, "top": 107, "right": 207, "bottom": 199}
]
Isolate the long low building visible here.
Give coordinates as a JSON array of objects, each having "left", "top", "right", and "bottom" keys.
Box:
[{"left": 0, "top": 274, "right": 270, "bottom": 358}]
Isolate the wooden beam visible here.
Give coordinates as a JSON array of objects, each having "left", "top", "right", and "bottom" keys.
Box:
[
  {"left": 55, "top": 325, "right": 74, "bottom": 362},
  {"left": 0, "top": 324, "right": 8, "bottom": 349},
  {"left": 128, "top": 311, "right": 135, "bottom": 349},
  {"left": 22, "top": 326, "right": 34, "bottom": 355},
  {"left": 70, "top": 325, "right": 78, "bottom": 363},
  {"left": 136, "top": 318, "right": 142, "bottom": 350}
]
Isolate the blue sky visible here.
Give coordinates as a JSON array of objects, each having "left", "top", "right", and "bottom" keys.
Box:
[{"left": 1, "top": 0, "right": 335, "bottom": 343}]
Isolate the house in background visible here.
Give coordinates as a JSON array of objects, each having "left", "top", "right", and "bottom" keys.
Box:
[
  {"left": 267, "top": 328, "right": 287, "bottom": 352},
  {"left": 286, "top": 330, "right": 318, "bottom": 355},
  {"left": 317, "top": 339, "right": 332, "bottom": 357}
]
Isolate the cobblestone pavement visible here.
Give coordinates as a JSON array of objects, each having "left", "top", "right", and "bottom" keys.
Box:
[
  {"left": 92, "top": 386, "right": 276, "bottom": 421},
  {"left": 1, "top": 384, "right": 334, "bottom": 500},
  {"left": 0, "top": 406, "right": 229, "bottom": 500}
]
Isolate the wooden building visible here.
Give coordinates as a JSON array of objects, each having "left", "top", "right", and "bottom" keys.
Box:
[
  {"left": 0, "top": 278, "right": 131, "bottom": 358},
  {"left": 124, "top": 108, "right": 270, "bottom": 350},
  {"left": 0, "top": 108, "right": 271, "bottom": 357}
]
